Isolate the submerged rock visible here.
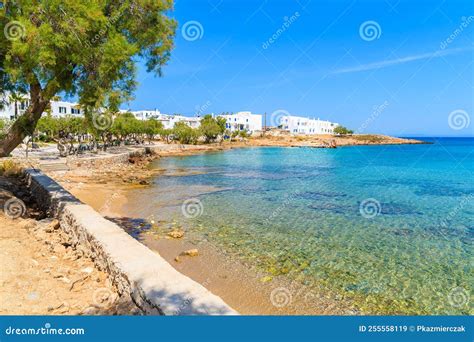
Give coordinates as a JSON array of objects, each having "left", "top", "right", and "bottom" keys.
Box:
[
  {"left": 180, "top": 249, "right": 199, "bottom": 257},
  {"left": 167, "top": 230, "right": 184, "bottom": 239}
]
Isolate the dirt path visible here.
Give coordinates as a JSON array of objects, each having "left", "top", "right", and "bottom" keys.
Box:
[{"left": 0, "top": 176, "right": 138, "bottom": 315}]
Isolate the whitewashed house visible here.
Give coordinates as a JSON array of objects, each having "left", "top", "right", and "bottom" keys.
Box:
[
  {"left": 0, "top": 92, "right": 30, "bottom": 120},
  {"left": 219, "top": 111, "right": 262, "bottom": 133},
  {"left": 1, "top": 94, "right": 260, "bottom": 135},
  {"left": 176, "top": 116, "right": 201, "bottom": 129},
  {"left": 49, "top": 100, "right": 83, "bottom": 117},
  {"left": 280, "top": 115, "right": 338, "bottom": 135},
  {"left": 0, "top": 92, "right": 83, "bottom": 119},
  {"left": 129, "top": 109, "right": 161, "bottom": 121},
  {"left": 128, "top": 109, "right": 202, "bottom": 130}
]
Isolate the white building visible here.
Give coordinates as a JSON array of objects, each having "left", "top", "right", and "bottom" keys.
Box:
[
  {"left": 0, "top": 92, "right": 83, "bottom": 119},
  {"left": 1, "top": 93, "right": 261, "bottom": 134},
  {"left": 129, "top": 109, "right": 162, "bottom": 121},
  {"left": 280, "top": 115, "right": 338, "bottom": 135},
  {"left": 175, "top": 116, "right": 201, "bottom": 129},
  {"left": 129, "top": 109, "right": 202, "bottom": 129},
  {"left": 0, "top": 93, "right": 30, "bottom": 120},
  {"left": 49, "top": 100, "right": 83, "bottom": 117},
  {"left": 219, "top": 111, "right": 263, "bottom": 133}
]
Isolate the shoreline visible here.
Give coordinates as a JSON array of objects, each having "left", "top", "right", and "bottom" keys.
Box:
[
  {"left": 20, "top": 134, "right": 427, "bottom": 315},
  {"left": 63, "top": 163, "right": 358, "bottom": 315}
]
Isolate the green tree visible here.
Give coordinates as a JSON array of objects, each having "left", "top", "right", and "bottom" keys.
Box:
[
  {"left": 0, "top": 0, "right": 176, "bottom": 156},
  {"left": 111, "top": 113, "right": 139, "bottom": 142},
  {"left": 333, "top": 125, "right": 353, "bottom": 135},
  {"left": 159, "top": 128, "right": 173, "bottom": 144},
  {"left": 173, "top": 121, "right": 200, "bottom": 144},
  {"left": 8, "top": 91, "right": 26, "bottom": 120},
  {"left": 36, "top": 114, "right": 60, "bottom": 140},
  {"left": 238, "top": 130, "right": 249, "bottom": 138},
  {"left": 0, "top": 119, "right": 6, "bottom": 139},
  {"left": 87, "top": 111, "right": 115, "bottom": 149},
  {"left": 143, "top": 118, "right": 163, "bottom": 143},
  {"left": 200, "top": 115, "right": 226, "bottom": 142}
]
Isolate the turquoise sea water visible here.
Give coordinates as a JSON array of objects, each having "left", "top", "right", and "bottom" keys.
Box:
[{"left": 129, "top": 138, "right": 473, "bottom": 314}]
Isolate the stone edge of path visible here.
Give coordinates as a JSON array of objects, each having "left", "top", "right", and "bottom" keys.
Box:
[{"left": 24, "top": 168, "right": 238, "bottom": 315}]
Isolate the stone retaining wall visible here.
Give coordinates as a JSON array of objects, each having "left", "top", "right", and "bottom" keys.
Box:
[{"left": 25, "top": 168, "right": 237, "bottom": 315}]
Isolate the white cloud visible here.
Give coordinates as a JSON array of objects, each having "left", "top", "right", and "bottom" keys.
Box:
[{"left": 332, "top": 47, "right": 473, "bottom": 74}]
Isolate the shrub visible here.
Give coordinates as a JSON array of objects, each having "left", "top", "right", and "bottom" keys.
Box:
[
  {"left": 200, "top": 115, "right": 226, "bottom": 142},
  {"left": 173, "top": 122, "right": 200, "bottom": 144},
  {"left": 0, "top": 160, "right": 22, "bottom": 176},
  {"left": 333, "top": 125, "right": 353, "bottom": 135}
]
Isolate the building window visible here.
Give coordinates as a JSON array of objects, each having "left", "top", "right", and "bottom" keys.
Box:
[
  {"left": 59, "top": 106, "right": 67, "bottom": 114},
  {"left": 71, "top": 108, "right": 81, "bottom": 114}
]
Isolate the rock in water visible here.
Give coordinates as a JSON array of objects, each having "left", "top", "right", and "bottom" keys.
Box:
[
  {"left": 167, "top": 230, "right": 184, "bottom": 239},
  {"left": 180, "top": 249, "right": 198, "bottom": 257}
]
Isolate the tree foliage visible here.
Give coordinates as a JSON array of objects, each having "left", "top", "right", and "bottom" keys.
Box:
[
  {"left": 333, "top": 125, "right": 353, "bottom": 135},
  {"left": 172, "top": 121, "right": 199, "bottom": 144},
  {"left": 199, "top": 114, "right": 226, "bottom": 142},
  {"left": 0, "top": 0, "right": 176, "bottom": 156},
  {"left": 36, "top": 114, "right": 164, "bottom": 145}
]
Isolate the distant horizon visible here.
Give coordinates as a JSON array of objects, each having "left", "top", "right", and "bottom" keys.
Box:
[{"left": 398, "top": 135, "right": 474, "bottom": 138}]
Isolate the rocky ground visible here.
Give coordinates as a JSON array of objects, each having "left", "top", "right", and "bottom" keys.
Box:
[
  {"left": 0, "top": 174, "right": 138, "bottom": 315},
  {"left": 245, "top": 132, "right": 425, "bottom": 147}
]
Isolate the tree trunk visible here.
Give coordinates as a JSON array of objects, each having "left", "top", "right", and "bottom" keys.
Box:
[{"left": 0, "top": 84, "right": 48, "bottom": 157}]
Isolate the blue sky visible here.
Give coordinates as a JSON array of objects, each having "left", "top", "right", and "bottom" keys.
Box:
[{"left": 126, "top": 0, "right": 473, "bottom": 136}]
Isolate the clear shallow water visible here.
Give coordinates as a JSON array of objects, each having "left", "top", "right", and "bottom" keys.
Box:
[{"left": 129, "top": 138, "right": 473, "bottom": 314}]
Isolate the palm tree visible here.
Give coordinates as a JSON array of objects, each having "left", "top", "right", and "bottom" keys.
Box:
[{"left": 8, "top": 91, "right": 25, "bottom": 120}]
